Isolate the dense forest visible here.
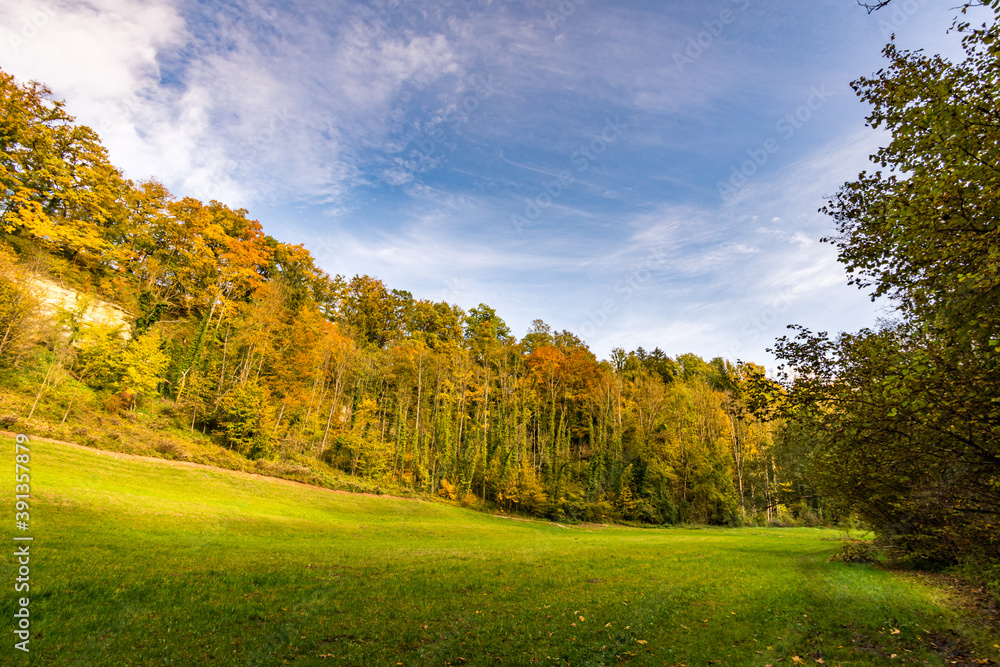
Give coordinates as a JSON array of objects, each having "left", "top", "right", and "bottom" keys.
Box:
[
  {"left": 0, "top": 67, "right": 800, "bottom": 528},
  {"left": 1, "top": 0, "right": 998, "bottom": 572}
]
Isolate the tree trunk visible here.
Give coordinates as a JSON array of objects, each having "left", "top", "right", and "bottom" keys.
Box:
[
  {"left": 27, "top": 360, "right": 56, "bottom": 420},
  {"left": 60, "top": 398, "right": 73, "bottom": 426}
]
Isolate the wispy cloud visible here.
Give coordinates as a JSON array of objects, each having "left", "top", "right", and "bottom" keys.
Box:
[{"left": 0, "top": 0, "right": 970, "bottom": 363}]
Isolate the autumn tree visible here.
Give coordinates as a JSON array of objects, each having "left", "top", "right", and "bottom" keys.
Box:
[
  {"left": 406, "top": 299, "right": 464, "bottom": 350},
  {"left": 0, "top": 68, "right": 124, "bottom": 265},
  {"left": 339, "top": 275, "right": 408, "bottom": 348}
]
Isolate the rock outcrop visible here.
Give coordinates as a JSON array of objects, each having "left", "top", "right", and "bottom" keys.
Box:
[{"left": 30, "top": 277, "right": 132, "bottom": 338}]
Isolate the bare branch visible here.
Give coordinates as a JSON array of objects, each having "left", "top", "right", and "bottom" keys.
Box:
[{"left": 857, "top": 0, "right": 893, "bottom": 13}]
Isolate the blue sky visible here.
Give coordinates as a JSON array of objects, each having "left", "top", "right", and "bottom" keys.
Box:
[{"left": 0, "top": 0, "right": 980, "bottom": 367}]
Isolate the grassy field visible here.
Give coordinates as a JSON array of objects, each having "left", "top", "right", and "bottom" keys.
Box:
[{"left": 1, "top": 436, "right": 997, "bottom": 666}]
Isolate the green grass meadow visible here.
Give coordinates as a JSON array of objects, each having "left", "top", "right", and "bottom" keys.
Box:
[{"left": 1, "top": 435, "right": 997, "bottom": 666}]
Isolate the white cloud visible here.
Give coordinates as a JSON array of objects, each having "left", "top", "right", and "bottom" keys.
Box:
[
  {"left": 0, "top": 0, "right": 470, "bottom": 207},
  {"left": 0, "top": 0, "right": 187, "bottom": 177}
]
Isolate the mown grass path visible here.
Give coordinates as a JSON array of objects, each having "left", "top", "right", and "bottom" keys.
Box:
[{"left": 1, "top": 437, "right": 996, "bottom": 666}]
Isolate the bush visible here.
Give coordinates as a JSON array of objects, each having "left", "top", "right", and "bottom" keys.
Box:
[
  {"left": 438, "top": 478, "right": 458, "bottom": 500},
  {"left": 829, "top": 539, "right": 878, "bottom": 564},
  {"left": 0, "top": 413, "right": 19, "bottom": 429},
  {"left": 792, "top": 501, "right": 824, "bottom": 527},
  {"left": 155, "top": 440, "right": 189, "bottom": 460},
  {"left": 255, "top": 459, "right": 311, "bottom": 478},
  {"left": 633, "top": 499, "right": 663, "bottom": 525},
  {"left": 102, "top": 392, "right": 132, "bottom": 414}
]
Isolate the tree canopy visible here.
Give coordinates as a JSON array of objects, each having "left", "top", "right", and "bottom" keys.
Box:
[{"left": 774, "top": 1, "right": 1000, "bottom": 563}]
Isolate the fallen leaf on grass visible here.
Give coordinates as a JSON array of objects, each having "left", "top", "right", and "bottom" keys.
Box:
[
  {"left": 890, "top": 628, "right": 900, "bottom": 635},
  {"left": 792, "top": 657, "right": 805, "bottom": 665},
  {"left": 637, "top": 640, "right": 647, "bottom": 645}
]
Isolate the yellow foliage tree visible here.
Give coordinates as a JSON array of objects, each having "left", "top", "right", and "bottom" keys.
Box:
[{"left": 438, "top": 477, "right": 458, "bottom": 500}]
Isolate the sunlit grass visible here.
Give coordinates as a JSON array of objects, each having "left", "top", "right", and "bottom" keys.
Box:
[{"left": 1, "top": 436, "right": 996, "bottom": 666}]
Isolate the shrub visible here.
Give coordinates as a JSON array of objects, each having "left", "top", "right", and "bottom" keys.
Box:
[
  {"left": 438, "top": 478, "right": 458, "bottom": 500},
  {"left": 829, "top": 539, "right": 878, "bottom": 564},
  {"left": 155, "top": 440, "right": 189, "bottom": 460},
  {"left": 101, "top": 392, "right": 131, "bottom": 414},
  {"left": 632, "top": 499, "right": 663, "bottom": 525}
]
